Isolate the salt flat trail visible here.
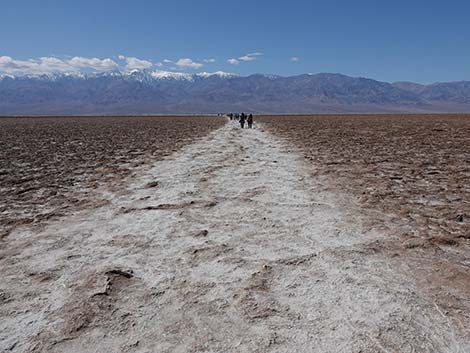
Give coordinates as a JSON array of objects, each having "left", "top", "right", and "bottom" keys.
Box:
[{"left": 2, "top": 121, "right": 465, "bottom": 353}]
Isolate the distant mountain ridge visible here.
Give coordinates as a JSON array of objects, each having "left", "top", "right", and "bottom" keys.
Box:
[{"left": 1, "top": 70, "right": 470, "bottom": 115}]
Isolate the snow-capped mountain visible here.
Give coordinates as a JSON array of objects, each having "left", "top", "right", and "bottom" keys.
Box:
[{"left": 1, "top": 70, "right": 470, "bottom": 114}]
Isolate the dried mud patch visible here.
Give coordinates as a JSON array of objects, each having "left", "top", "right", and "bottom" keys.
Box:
[
  {"left": 259, "top": 114, "right": 470, "bottom": 339},
  {"left": 259, "top": 114, "right": 470, "bottom": 246},
  {"left": 186, "top": 243, "right": 234, "bottom": 265},
  {"left": 234, "top": 265, "right": 290, "bottom": 322},
  {"left": 29, "top": 267, "right": 139, "bottom": 352},
  {"left": 0, "top": 116, "right": 225, "bottom": 237}
]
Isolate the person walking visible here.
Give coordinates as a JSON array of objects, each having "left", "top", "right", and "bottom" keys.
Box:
[
  {"left": 239, "top": 113, "right": 246, "bottom": 128},
  {"left": 247, "top": 114, "right": 253, "bottom": 128}
]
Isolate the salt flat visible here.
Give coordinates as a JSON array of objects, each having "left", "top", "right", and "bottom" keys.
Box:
[{"left": 1, "top": 120, "right": 467, "bottom": 353}]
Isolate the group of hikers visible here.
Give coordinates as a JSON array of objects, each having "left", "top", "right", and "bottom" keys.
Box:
[{"left": 227, "top": 112, "right": 254, "bottom": 129}]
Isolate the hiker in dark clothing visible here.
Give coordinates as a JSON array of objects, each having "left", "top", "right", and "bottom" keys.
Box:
[
  {"left": 239, "top": 113, "right": 246, "bottom": 128},
  {"left": 247, "top": 114, "right": 253, "bottom": 128}
]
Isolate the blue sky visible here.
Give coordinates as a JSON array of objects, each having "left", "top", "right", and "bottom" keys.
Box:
[{"left": 1, "top": 0, "right": 469, "bottom": 83}]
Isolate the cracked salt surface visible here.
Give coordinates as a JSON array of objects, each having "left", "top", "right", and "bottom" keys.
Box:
[{"left": 1, "top": 121, "right": 467, "bottom": 353}]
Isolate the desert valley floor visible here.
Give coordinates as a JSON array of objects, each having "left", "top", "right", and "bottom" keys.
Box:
[{"left": 1, "top": 115, "right": 470, "bottom": 353}]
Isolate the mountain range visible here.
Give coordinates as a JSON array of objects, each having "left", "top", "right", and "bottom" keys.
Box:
[{"left": 1, "top": 70, "right": 470, "bottom": 115}]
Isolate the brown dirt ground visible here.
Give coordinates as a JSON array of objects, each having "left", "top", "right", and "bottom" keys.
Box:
[
  {"left": 1, "top": 115, "right": 470, "bottom": 351},
  {"left": 258, "top": 114, "right": 470, "bottom": 332},
  {"left": 258, "top": 114, "right": 470, "bottom": 245},
  {"left": 0, "top": 116, "right": 225, "bottom": 238}
]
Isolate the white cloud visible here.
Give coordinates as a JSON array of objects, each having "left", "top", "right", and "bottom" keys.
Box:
[
  {"left": 228, "top": 52, "right": 264, "bottom": 64},
  {"left": 68, "top": 56, "right": 118, "bottom": 71},
  {"left": 227, "top": 58, "right": 240, "bottom": 65},
  {"left": 38, "top": 57, "right": 71, "bottom": 72},
  {"left": 118, "top": 55, "right": 154, "bottom": 70},
  {"left": 203, "top": 58, "right": 216, "bottom": 63},
  {"left": 0, "top": 55, "right": 112, "bottom": 75},
  {"left": 0, "top": 56, "right": 72, "bottom": 75},
  {"left": 163, "top": 59, "right": 173, "bottom": 64},
  {"left": 238, "top": 52, "right": 263, "bottom": 62},
  {"left": 175, "top": 58, "right": 203, "bottom": 69},
  {"left": 238, "top": 55, "right": 256, "bottom": 62},
  {"left": 0, "top": 55, "right": 152, "bottom": 76},
  {"left": 291, "top": 56, "right": 299, "bottom": 62},
  {"left": 0, "top": 54, "right": 209, "bottom": 76}
]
